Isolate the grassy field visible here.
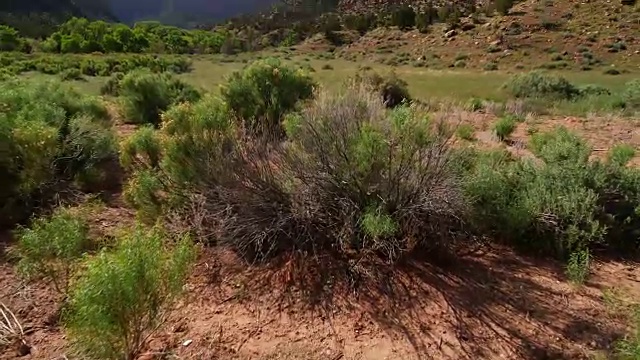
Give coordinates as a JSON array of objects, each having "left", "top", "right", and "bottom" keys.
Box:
[{"left": 23, "top": 54, "right": 636, "bottom": 116}]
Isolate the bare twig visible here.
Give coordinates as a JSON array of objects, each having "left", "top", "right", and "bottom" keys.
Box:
[{"left": 0, "top": 302, "right": 24, "bottom": 347}]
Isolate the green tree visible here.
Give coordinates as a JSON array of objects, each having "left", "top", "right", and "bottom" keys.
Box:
[{"left": 0, "top": 25, "right": 22, "bottom": 51}]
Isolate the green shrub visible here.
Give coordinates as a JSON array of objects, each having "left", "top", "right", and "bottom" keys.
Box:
[
  {"left": 221, "top": 57, "right": 315, "bottom": 137},
  {"left": 0, "top": 25, "right": 22, "bottom": 51},
  {"left": 65, "top": 227, "right": 195, "bottom": 360},
  {"left": 100, "top": 72, "right": 125, "bottom": 96},
  {"left": 122, "top": 96, "right": 234, "bottom": 223},
  {"left": 623, "top": 79, "right": 640, "bottom": 109},
  {"left": 566, "top": 248, "right": 590, "bottom": 285},
  {"left": 503, "top": 71, "right": 582, "bottom": 100},
  {"left": 0, "top": 79, "right": 116, "bottom": 227},
  {"left": 118, "top": 70, "right": 201, "bottom": 126},
  {"left": 456, "top": 124, "right": 475, "bottom": 140},
  {"left": 59, "top": 68, "right": 83, "bottom": 81},
  {"left": 463, "top": 127, "right": 610, "bottom": 257},
  {"left": 321, "top": 63, "right": 333, "bottom": 70},
  {"left": 13, "top": 208, "right": 90, "bottom": 297},
  {"left": 492, "top": 116, "right": 517, "bottom": 141},
  {"left": 351, "top": 68, "right": 411, "bottom": 108},
  {"left": 608, "top": 144, "right": 636, "bottom": 167},
  {"left": 483, "top": 61, "right": 498, "bottom": 71},
  {"left": 466, "top": 97, "right": 484, "bottom": 111},
  {"left": 579, "top": 84, "right": 611, "bottom": 96}
]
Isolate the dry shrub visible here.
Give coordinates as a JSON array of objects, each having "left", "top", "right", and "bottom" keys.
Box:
[
  {"left": 206, "top": 88, "right": 465, "bottom": 263},
  {"left": 124, "top": 87, "right": 466, "bottom": 266}
]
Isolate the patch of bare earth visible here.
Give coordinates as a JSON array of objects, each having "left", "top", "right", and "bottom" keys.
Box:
[{"left": 3, "top": 234, "right": 638, "bottom": 359}]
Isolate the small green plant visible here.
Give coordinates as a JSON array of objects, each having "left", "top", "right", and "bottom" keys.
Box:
[
  {"left": 14, "top": 208, "right": 90, "bottom": 297},
  {"left": 623, "top": 79, "right": 640, "bottom": 110},
  {"left": 565, "top": 248, "right": 590, "bottom": 285},
  {"left": 494, "top": 0, "right": 515, "bottom": 15},
  {"left": 615, "top": 305, "right": 640, "bottom": 359},
  {"left": 351, "top": 68, "right": 411, "bottom": 108},
  {"left": 493, "top": 116, "right": 517, "bottom": 141},
  {"left": 65, "top": 227, "right": 196, "bottom": 360},
  {"left": 456, "top": 124, "right": 476, "bottom": 141},
  {"left": 608, "top": 144, "right": 636, "bottom": 167},
  {"left": 321, "top": 63, "right": 333, "bottom": 70},
  {"left": 484, "top": 61, "right": 498, "bottom": 71},
  {"left": 466, "top": 97, "right": 484, "bottom": 111}
]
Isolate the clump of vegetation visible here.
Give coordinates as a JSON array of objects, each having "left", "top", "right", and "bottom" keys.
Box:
[
  {"left": 483, "top": 61, "right": 498, "bottom": 71},
  {"left": 616, "top": 305, "right": 640, "bottom": 359},
  {"left": 59, "top": 68, "right": 83, "bottom": 81},
  {"left": 566, "top": 248, "right": 591, "bottom": 285},
  {"left": 0, "top": 78, "right": 116, "bottom": 227},
  {"left": 65, "top": 227, "right": 195, "bottom": 360},
  {"left": 623, "top": 79, "right": 640, "bottom": 109},
  {"left": 352, "top": 68, "right": 411, "bottom": 108},
  {"left": 13, "top": 208, "right": 90, "bottom": 297},
  {"left": 221, "top": 57, "right": 315, "bottom": 137},
  {"left": 118, "top": 70, "right": 201, "bottom": 126},
  {"left": 503, "top": 71, "right": 582, "bottom": 100},
  {"left": 100, "top": 72, "right": 125, "bottom": 96},
  {"left": 456, "top": 124, "right": 476, "bottom": 140},
  {"left": 609, "top": 143, "right": 636, "bottom": 167},
  {"left": 495, "top": 0, "right": 515, "bottom": 15},
  {"left": 492, "top": 116, "right": 517, "bottom": 141}
]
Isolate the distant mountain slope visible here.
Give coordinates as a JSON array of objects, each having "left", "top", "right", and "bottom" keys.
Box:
[{"left": 0, "top": 0, "right": 117, "bottom": 37}]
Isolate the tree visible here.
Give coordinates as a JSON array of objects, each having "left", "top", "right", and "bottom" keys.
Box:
[{"left": 0, "top": 25, "right": 21, "bottom": 51}]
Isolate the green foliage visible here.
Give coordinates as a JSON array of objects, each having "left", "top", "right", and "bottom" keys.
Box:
[
  {"left": 352, "top": 68, "right": 411, "bottom": 108},
  {"left": 122, "top": 96, "right": 234, "bottom": 223},
  {"left": 0, "top": 25, "right": 23, "bottom": 51},
  {"left": 0, "top": 53, "right": 193, "bottom": 77},
  {"left": 100, "top": 72, "right": 125, "bottom": 96},
  {"left": 565, "top": 248, "right": 590, "bottom": 285},
  {"left": 221, "top": 57, "right": 315, "bottom": 137},
  {"left": 343, "top": 13, "right": 376, "bottom": 34},
  {"left": 609, "top": 144, "right": 636, "bottom": 167},
  {"left": 624, "top": 79, "right": 640, "bottom": 109},
  {"left": 65, "top": 227, "right": 196, "bottom": 360},
  {"left": 616, "top": 306, "right": 640, "bottom": 360},
  {"left": 492, "top": 116, "right": 517, "bottom": 141},
  {"left": 461, "top": 127, "right": 636, "bottom": 257},
  {"left": 391, "top": 5, "right": 416, "bottom": 30},
  {"left": 0, "top": 78, "right": 116, "bottom": 227},
  {"left": 456, "top": 124, "right": 475, "bottom": 140},
  {"left": 14, "top": 208, "right": 90, "bottom": 296},
  {"left": 503, "top": 71, "right": 582, "bottom": 100},
  {"left": 117, "top": 70, "right": 201, "bottom": 126},
  {"left": 59, "top": 67, "right": 83, "bottom": 81}
]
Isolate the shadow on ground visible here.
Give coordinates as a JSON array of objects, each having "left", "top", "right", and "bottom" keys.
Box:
[{"left": 204, "top": 243, "right": 636, "bottom": 360}]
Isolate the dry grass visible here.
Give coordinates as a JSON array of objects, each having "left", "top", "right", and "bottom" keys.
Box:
[{"left": 0, "top": 302, "right": 24, "bottom": 348}]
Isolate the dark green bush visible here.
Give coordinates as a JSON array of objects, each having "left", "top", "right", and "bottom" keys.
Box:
[
  {"left": 65, "top": 227, "right": 195, "bottom": 360},
  {"left": 493, "top": 116, "right": 517, "bottom": 141},
  {"left": 495, "top": 0, "right": 515, "bottom": 15},
  {"left": 59, "top": 68, "right": 83, "bottom": 81},
  {"left": 100, "top": 72, "right": 125, "bottom": 96},
  {"left": 117, "top": 70, "right": 201, "bottom": 126},
  {"left": 221, "top": 57, "right": 315, "bottom": 137},
  {"left": 0, "top": 79, "right": 116, "bottom": 227},
  {"left": 503, "top": 71, "right": 582, "bottom": 100}
]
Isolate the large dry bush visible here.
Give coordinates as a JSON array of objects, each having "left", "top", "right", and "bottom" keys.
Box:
[{"left": 123, "top": 86, "right": 467, "bottom": 264}]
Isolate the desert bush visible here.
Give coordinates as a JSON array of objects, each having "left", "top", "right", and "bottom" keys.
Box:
[
  {"left": 609, "top": 144, "right": 636, "bottom": 167},
  {"left": 492, "top": 116, "right": 517, "bottom": 141},
  {"left": 65, "top": 227, "right": 195, "bottom": 360},
  {"left": 579, "top": 84, "right": 611, "bottom": 96},
  {"left": 0, "top": 79, "right": 116, "bottom": 227},
  {"left": 351, "top": 68, "right": 411, "bottom": 108},
  {"left": 456, "top": 124, "right": 475, "bottom": 140},
  {"left": 13, "top": 208, "right": 90, "bottom": 297},
  {"left": 118, "top": 70, "right": 201, "bottom": 126},
  {"left": 565, "top": 248, "right": 590, "bottom": 285},
  {"left": 463, "top": 126, "right": 640, "bottom": 257},
  {"left": 59, "top": 68, "right": 83, "bottom": 81},
  {"left": 503, "top": 71, "right": 582, "bottom": 100},
  {"left": 100, "top": 72, "right": 125, "bottom": 96},
  {"left": 220, "top": 89, "right": 465, "bottom": 262},
  {"left": 221, "top": 57, "right": 315, "bottom": 137},
  {"left": 122, "top": 96, "right": 234, "bottom": 223},
  {"left": 616, "top": 306, "right": 640, "bottom": 360},
  {"left": 623, "top": 79, "right": 640, "bottom": 109}
]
